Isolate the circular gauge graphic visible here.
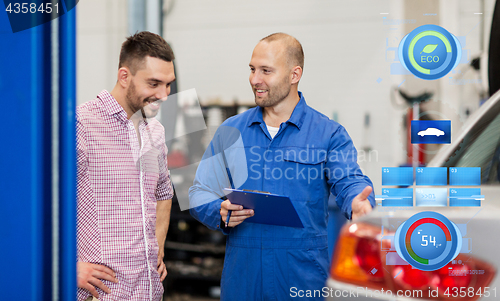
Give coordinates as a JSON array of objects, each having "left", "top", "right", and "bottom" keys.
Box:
[
  {"left": 398, "top": 24, "right": 462, "bottom": 80},
  {"left": 395, "top": 212, "right": 462, "bottom": 271}
]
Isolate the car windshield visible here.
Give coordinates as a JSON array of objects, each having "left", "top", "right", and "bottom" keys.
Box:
[{"left": 443, "top": 102, "right": 500, "bottom": 184}]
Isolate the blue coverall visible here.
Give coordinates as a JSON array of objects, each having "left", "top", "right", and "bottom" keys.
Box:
[{"left": 189, "top": 92, "right": 375, "bottom": 300}]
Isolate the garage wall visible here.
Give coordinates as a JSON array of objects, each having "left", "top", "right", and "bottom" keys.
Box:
[
  {"left": 77, "top": 0, "right": 128, "bottom": 105},
  {"left": 75, "top": 0, "right": 497, "bottom": 189},
  {"left": 163, "top": 0, "right": 405, "bottom": 186}
]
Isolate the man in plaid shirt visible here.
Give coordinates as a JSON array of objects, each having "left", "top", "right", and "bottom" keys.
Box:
[{"left": 76, "top": 32, "right": 176, "bottom": 301}]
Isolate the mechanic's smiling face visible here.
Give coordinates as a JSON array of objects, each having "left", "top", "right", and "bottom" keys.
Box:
[
  {"left": 124, "top": 56, "right": 175, "bottom": 118},
  {"left": 249, "top": 41, "right": 293, "bottom": 108}
]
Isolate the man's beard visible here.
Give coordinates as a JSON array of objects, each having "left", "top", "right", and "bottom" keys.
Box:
[
  {"left": 126, "top": 81, "right": 159, "bottom": 118},
  {"left": 253, "top": 75, "right": 291, "bottom": 108},
  {"left": 142, "top": 102, "right": 160, "bottom": 118}
]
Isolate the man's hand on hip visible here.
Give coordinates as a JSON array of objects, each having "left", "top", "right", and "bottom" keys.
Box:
[
  {"left": 157, "top": 252, "right": 167, "bottom": 281},
  {"left": 220, "top": 199, "right": 254, "bottom": 227},
  {"left": 351, "top": 186, "right": 373, "bottom": 221},
  {"left": 77, "top": 262, "right": 118, "bottom": 298}
]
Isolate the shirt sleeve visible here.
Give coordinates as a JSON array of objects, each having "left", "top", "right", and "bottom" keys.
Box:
[
  {"left": 76, "top": 118, "right": 99, "bottom": 262},
  {"left": 325, "top": 125, "right": 376, "bottom": 220},
  {"left": 156, "top": 141, "right": 174, "bottom": 201},
  {"left": 189, "top": 137, "right": 233, "bottom": 234}
]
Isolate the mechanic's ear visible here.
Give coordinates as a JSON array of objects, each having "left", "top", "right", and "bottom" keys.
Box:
[{"left": 290, "top": 66, "right": 302, "bottom": 85}]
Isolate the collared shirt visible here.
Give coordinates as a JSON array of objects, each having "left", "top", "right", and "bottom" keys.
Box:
[
  {"left": 77, "top": 90, "right": 173, "bottom": 301},
  {"left": 189, "top": 91, "right": 375, "bottom": 300}
]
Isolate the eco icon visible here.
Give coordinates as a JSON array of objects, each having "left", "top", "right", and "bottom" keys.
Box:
[
  {"left": 420, "top": 44, "right": 438, "bottom": 54},
  {"left": 399, "top": 24, "right": 462, "bottom": 80}
]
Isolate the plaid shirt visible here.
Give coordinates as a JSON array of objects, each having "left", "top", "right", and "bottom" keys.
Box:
[{"left": 76, "top": 90, "right": 173, "bottom": 301}]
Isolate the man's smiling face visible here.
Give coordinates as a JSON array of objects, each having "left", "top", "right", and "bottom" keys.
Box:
[
  {"left": 249, "top": 41, "right": 292, "bottom": 108},
  {"left": 125, "top": 56, "right": 175, "bottom": 118}
]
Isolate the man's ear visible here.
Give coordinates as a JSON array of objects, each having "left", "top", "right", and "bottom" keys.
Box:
[
  {"left": 290, "top": 66, "right": 303, "bottom": 85},
  {"left": 117, "top": 67, "right": 131, "bottom": 88}
]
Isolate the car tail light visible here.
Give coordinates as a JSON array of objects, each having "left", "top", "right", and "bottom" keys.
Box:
[
  {"left": 392, "top": 264, "right": 436, "bottom": 289},
  {"left": 331, "top": 223, "right": 391, "bottom": 289},
  {"left": 436, "top": 262, "right": 472, "bottom": 292},
  {"left": 356, "top": 237, "right": 385, "bottom": 279},
  {"left": 330, "top": 222, "right": 496, "bottom": 300}
]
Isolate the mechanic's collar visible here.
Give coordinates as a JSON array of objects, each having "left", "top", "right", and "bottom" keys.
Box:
[{"left": 247, "top": 91, "right": 306, "bottom": 130}]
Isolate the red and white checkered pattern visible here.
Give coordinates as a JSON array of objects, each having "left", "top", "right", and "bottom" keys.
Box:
[{"left": 77, "top": 90, "right": 173, "bottom": 301}]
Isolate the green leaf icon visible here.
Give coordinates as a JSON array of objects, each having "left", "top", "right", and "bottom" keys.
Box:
[{"left": 420, "top": 44, "right": 438, "bottom": 54}]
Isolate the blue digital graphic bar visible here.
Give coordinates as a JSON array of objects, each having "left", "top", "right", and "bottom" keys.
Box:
[
  {"left": 415, "top": 188, "right": 447, "bottom": 206},
  {"left": 449, "top": 188, "right": 482, "bottom": 207},
  {"left": 382, "top": 167, "right": 413, "bottom": 186},
  {"left": 415, "top": 167, "right": 447, "bottom": 185},
  {"left": 377, "top": 188, "right": 413, "bottom": 207},
  {"left": 449, "top": 167, "right": 481, "bottom": 186},
  {"left": 411, "top": 120, "right": 451, "bottom": 144}
]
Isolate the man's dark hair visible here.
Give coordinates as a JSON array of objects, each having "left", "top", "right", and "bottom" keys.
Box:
[{"left": 119, "top": 31, "right": 175, "bottom": 74}]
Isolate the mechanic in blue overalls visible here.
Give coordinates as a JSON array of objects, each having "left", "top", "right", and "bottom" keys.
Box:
[{"left": 189, "top": 33, "right": 376, "bottom": 300}]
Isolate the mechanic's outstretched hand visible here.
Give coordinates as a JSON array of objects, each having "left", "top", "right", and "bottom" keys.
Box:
[
  {"left": 77, "top": 261, "right": 118, "bottom": 298},
  {"left": 351, "top": 186, "right": 373, "bottom": 221},
  {"left": 220, "top": 199, "right": 254, "bottom": 227}
]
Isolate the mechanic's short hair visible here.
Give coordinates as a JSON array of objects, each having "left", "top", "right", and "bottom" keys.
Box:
[
  {"left": 119, "top": 31, "right": 175, "bottom": 74},
  {"left": 261, "top": 32, "right": 304, "bottom": 70}
]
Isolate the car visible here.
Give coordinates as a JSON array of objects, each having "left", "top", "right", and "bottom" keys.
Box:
[
  {"left": 418, "top": 128, "right": 445, "bottom": 137},
  {"left": 326, "top": 89, "right": 500, "bottom": 301}
]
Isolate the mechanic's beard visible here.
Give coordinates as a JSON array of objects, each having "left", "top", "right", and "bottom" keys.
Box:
[{"left": 254, "top": 76, "right": 291, "bottom": 108}]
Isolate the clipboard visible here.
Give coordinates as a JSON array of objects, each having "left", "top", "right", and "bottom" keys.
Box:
[{"left": 224, "top": 188, "right": 304, "bottom": 228}]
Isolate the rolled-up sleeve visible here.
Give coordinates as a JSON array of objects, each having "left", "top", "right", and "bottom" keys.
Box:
[{"left": 156, "top": 139, "right": 174, "bottom": 201}]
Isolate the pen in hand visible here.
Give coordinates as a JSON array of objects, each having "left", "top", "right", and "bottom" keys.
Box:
[
  {"left": 225, "top": 210, "right": 232, "bottom": 227},
  {"left": 221, "top": 199, "right": 253, "bottom": 228}
]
